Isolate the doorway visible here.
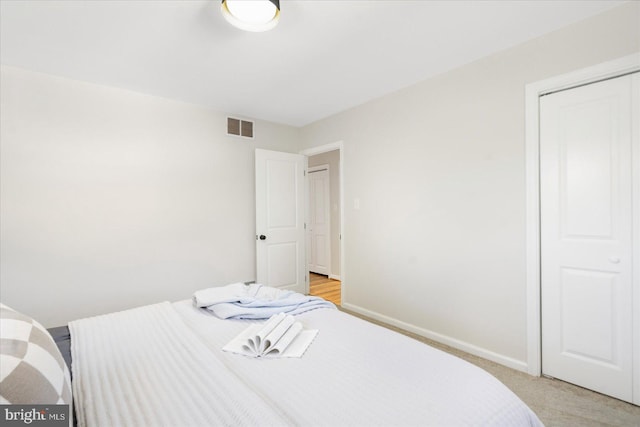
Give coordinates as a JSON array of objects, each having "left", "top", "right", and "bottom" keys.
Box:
[{"left": 301, "top": 142, "right": 344, "bottom": 304}]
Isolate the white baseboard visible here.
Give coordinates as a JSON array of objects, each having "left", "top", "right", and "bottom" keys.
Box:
[
  {"left": 329, "top": 274, "right": 341, "bottom": 281},
  {"left": 341, "top": 302, "right": 529, "bottom": 374}
]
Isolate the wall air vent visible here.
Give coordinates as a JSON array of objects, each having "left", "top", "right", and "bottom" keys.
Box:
[{"left": 227, "top": 117, "right": 254, "bottom": 139}]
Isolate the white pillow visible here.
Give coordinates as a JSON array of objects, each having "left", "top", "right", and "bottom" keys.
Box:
[{"left": 0, "top": 303, "right": 72, "bottom": 404}]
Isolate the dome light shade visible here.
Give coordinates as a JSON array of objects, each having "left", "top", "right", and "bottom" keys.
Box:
[{"left": 221, "top": 0, "right": 280, "bottom": 32}]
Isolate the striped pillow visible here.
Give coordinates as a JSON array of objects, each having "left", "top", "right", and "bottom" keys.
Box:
[{"left": 0, "top": 303, "right": 72, "bottom": 404}]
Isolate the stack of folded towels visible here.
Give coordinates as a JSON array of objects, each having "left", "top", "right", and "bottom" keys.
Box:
[
  {"left": 222, "top": 312, "right": 318, "bottom": 358},
  {"left": 193, "top": 283, "right": 335, "bottom": 320}
]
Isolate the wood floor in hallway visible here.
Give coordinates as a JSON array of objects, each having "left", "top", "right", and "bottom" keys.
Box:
[{"left": 309, "top": 273, "right": 341, "bottom": 306}]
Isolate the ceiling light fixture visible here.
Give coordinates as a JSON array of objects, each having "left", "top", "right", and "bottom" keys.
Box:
[{"left": 221, "top": 0, "right": 280, "bottom": 32}]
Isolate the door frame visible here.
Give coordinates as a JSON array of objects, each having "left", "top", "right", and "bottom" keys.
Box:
[
  {"left": 524, "top": 53, "right": 640, "bottom": 398},
  {"left": 307, "top": 164, "right": 331, "bottom": 276},
  {"left": 300, "top": 141, "right": 344, "bottom": 300}
]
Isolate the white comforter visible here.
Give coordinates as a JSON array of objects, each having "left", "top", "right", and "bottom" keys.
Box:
[{"left": 70, "top": 300, "right": 543, "bottom": 427}]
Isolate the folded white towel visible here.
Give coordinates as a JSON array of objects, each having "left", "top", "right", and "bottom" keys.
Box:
[{"left": 223, "top": 312, "right": 318, "bottom": 358}]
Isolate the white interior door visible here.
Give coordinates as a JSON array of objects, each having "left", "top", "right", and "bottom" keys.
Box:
[
  {"left": 308, "top": 167, "right": 330, "bottom": 275},
  {"left": 540, "top": 73, "right": 638, "bottom": 403},
  {"left": 255, "top": 149, "right": 306, "bottom": 293}
]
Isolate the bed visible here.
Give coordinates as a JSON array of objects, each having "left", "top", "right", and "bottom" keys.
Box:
[{"left": 2, "top": 297, "right": 543, "bottom": 427}]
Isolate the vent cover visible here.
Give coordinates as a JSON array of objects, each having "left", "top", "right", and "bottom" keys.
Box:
[{"left": 227, "top": 117, "right": 254, "bottom": 138}]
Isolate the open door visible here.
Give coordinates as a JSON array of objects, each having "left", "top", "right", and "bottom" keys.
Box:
[{"left": 255, "top": 149, "right": 306, "bottom": 293}]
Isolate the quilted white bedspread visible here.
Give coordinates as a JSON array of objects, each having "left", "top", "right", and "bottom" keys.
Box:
[
  {"left": 69, "top": 303, "right": 289, "bottom": 427},
  {"left": 71, "top": 300, "right": 544, "bottom": 427}
]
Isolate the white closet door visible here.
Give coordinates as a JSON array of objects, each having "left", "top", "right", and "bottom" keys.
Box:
[{"left": 540, "top": 73, "right": 637, "bottom": 403}]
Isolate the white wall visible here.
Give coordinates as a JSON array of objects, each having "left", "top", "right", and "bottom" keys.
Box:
[
  {"left": 0, "top": 66, "right": 299, "bottom": 327},
  {"left": 300, "top": 3, "right": 640, "bottom": 369},
  {"left": 308, "top": 150, "right": 341, "bottom": 278}
]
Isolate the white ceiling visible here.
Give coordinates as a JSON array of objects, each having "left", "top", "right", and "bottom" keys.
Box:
[{"left": 0, "top": 0, "right": 625, "bottom": 127}]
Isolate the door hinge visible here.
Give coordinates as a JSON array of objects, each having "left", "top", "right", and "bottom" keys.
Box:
[
  {"left": 304, "top": 170, "right": 306, "bottom": 176},
  {"left": 304, "top": 223, "right": 307, "bottom": 230}
]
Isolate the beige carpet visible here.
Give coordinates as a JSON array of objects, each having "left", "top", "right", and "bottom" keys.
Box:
[{"left": 342, "top": 309, "right": 640, "bottom": 427}]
